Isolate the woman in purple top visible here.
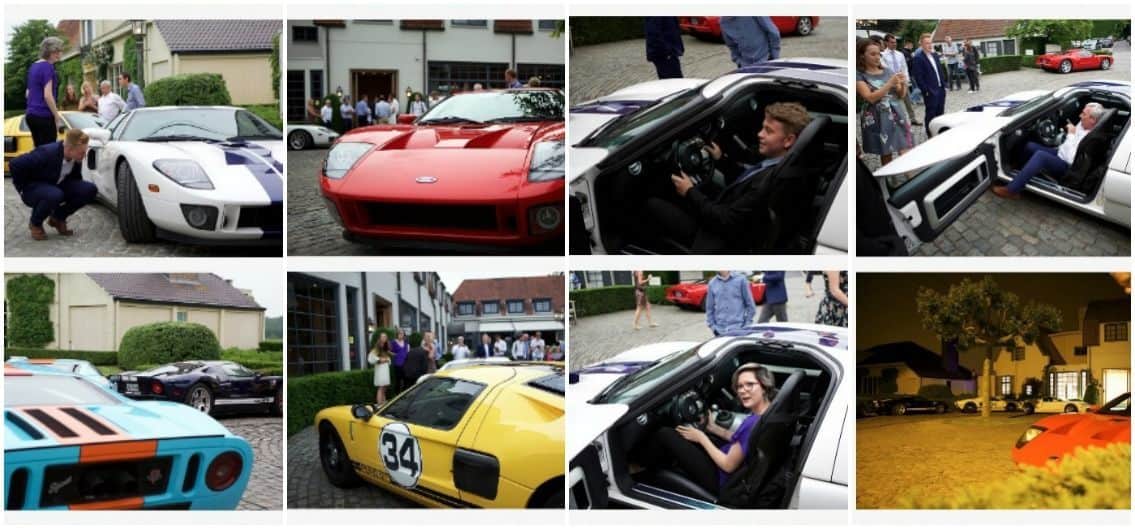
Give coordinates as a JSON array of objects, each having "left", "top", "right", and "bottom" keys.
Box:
[
  {"left": 25, "top": 37, "right": 66, "bottom": 147},
  {"left": 641, "top": 363, "right": 777, "bottom": 494},
  {"left": 390, "top": 329, "right": 410, "bottom": 393}
]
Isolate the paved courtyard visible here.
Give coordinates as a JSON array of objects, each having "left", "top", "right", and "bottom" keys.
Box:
[
  {"left": 569, "top": 271, "right": 826, "bottom": 370},
  {"left": 4, "top": 180, "right": 281, "bottom": 257},
  {"left": 861, "top": 40, "right": 1131, "bottom": 256},
  {"left": 219, "top": 415, "right": 284, "bottom": 510},
  {"left": 287, "top": 424, "right": 418, "bottom": 509},
  {"left": 570, "top": 17, "right": 849, "bottom": 106}
]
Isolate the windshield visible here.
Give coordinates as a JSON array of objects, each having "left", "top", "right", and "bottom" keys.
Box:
[
  {"left": 64, "top": 112, "right": 105, "bottom": 130},
  {"left": 120, "top": 108, "right": 283, "bottom": 141},
  {"left": 999, "top": 94, "right": 1054, "bottom": 118},
  {"left": 5, "top": 375, "right": 120, "bottom": 406},
  {"left": 598, "top": 346, "right": 701, "bottom": 404},
  {"left": 418, "top": 91, "right": 564, "bottom": 124},
  {"left": 1097, "top": 393, "right": 1131, "bottom": 416},
  {"left": 583, "top": 88, "right": 702, "bottom": 149}
]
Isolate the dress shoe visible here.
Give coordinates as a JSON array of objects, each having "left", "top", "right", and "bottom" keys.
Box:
[
  {"left": 47, "top": 217, "right": 74, "bottom": 235},
  {"left": 992, "top": 186, "right": 1020, "bottom": 199},
  {"left": 29, "top": 224, "right": 47, "bottom": 241}
]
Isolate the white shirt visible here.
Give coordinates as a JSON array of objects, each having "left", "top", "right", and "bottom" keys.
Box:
[
  {"left": 925, "top": 51, "right": 941, "bottom": 87},
  {"left": 493, "top": 339, "right": 508, "bottom": 356},
  {"left": 390, "top": 99, "right": 400, "bottom": 115},
  {"left": 942, "top": 42, "right": 959, "bottom": 64},
  {"left": 59, "top": 159, "right": 75, "bottom": 184},
  {"left": 512, "top": 340, "right": 530, "bottom": 360},
  {"left": 97, "top": 92, "right": 126, "bottom": 122},
  {"left": 451, "top": 344, "right": 470, "bottom": 360},
  {"left": 321, "top": 105, "right": 333, "bottom": 123},
  {"left": 1058, "top": 123, "right": 1089, "bottom": 164},
  {"left": 882, "top": 48, "right": 908, "bottom": 76},
  {"left": 340, "top": 103, "right": 354, "bottom": 119},
  {"left": 530, "top": 338, "right": 546, "bottom": 359}
]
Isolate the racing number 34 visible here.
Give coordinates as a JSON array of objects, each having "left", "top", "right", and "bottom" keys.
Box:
[{"left": 379, "top": 422, "right": 423, "bottom": 487}]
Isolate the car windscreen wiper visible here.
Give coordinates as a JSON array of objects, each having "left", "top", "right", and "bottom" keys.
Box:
[
  {"left": 138, "top": 134, "right": 219, "bottom": 142},
  {"left": 485, "top": 116, "right": 559, "bottom": 123},
  {"left": 225, "top": 135, "right": 282, "bottom": 142}
]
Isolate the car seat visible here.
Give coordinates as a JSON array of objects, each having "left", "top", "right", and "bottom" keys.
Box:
[
  {"left": 1055, "top": 107, "right": 1117, "bottom": 194},
  {"left": 755, "top": 115, "right": 832, "bottom": 253}
]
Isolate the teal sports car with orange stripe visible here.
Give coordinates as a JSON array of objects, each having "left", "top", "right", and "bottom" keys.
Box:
[{"left": 4, "top": 366, "right": 253, "bottom": 510}]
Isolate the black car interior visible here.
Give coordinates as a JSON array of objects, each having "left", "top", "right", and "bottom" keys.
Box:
[
  {"left": 591, "top": 84, "right": 847, "bottom": 255},
  {"left": 1000, "top": 90, "right": 1129, "bottom": 201},
  {"left": 609, "top": 343, "right": 836, "bottom": 508}
]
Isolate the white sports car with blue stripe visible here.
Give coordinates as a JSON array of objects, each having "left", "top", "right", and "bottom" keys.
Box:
[{"left": 83, "top": 106, "right": 283, "bottom": 245}]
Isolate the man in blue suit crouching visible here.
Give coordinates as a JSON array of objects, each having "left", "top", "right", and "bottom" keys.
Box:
[{"left": 10, "top": 128, "right": 97, "bottom": 240}]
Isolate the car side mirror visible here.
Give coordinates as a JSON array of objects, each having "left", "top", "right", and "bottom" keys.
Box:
[
  {"left": 85, "top": 128, "right": 111, "bottom": 145},
  {"left": 351, "top": 403, "right": 375, "bottom": 420},
  {"left": 397, "top": 114, "right": 417, "bottom": 125},
  {"left": 254, "top": 372, "right": 262, "bottom": 379}
]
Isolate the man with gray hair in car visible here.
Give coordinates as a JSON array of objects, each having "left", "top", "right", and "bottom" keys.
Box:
[{"left": 993, "top": 102, "right": 1105, "bottom": 199}]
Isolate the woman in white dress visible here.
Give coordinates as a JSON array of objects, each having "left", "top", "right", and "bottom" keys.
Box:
[{"left": 368, "top": 332, "right": 392, "bottom": 404}]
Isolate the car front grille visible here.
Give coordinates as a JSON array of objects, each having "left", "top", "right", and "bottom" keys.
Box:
[
  {"left": 362, "top": 202, "right": 500, "bottom": 231},
  {"left": 40, "top": 456, "right": 174, "bottom": 508},
  {"left": 237, "top": 203, "right": 283, "bottom": 229}
]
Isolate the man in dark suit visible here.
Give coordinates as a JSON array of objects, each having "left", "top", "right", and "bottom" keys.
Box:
[
  {"left": 640, "top": 102, "right": 811, "bottom": 253},
  {"left": 645, "top": 17, "right": 685, "bottom": 79},
  {"left": 476, "top": 333, "right": 493, "bottom": 359},
  {"left": 402, "top": 331, "right": 433, "bottom": 385},
  {"left": 910, "top": 33, "right": 947, "bottom": 136},
  {"left": 10, "top": 128, "right": 98, "bottom": 240}
]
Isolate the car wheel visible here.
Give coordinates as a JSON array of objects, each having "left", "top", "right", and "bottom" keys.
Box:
[
  {"left": 186, "top": 383, "right": 214, "bottom": 415},
  {"left": 270, "top": 388, "right": 283, "bottom": 416},
  {"left": 1006, "top": 403, "right": 1018, "bottom": 412},
  {"left": 796, "top": 17, "right": 813, "bottom": 36},
  {"left": 1024, "top": 404, "right": 1035, "bottom": 414},
  {"left": 288, "top": 130, "right": 312, "bottom": 150},
  {"left": 319, "top": 424, "right": 362, "bottom": 488},
  {"left": 935, "top": 403, "right": 946, "bottom": 414},
  {"left": 1060, "top": 60, "right": 1072, "bottom": 74},
  {"left": 963, "top": 402, "right": 977, "bottom": 413},
  {"left": 116, "top": 161, "right": 157, "bottom": 243},
  {"left": 1064, "top": 404, "right": 1077, "bottom": 413},
  {"left": 1101, "top": 58, "right": 1111, "bottom": 70},
  {"left": 891, "top": 403, "right": 906, "bottom": 416}
]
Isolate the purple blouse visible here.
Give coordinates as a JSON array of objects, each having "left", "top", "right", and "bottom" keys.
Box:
[
  {"left": 391, "top": 340, "right": 410, "bottom": 367},
  {"left": 717, "top": 413, "right": 760, "bottom": 487},
  {"left": 27, "top": 61, "right": 58, "bottom": 118}
]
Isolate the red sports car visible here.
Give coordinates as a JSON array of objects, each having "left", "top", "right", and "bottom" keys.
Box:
[
  {"left": 1011, "top": 392, "right": 1130, "bottom": 467},
  {"left": 665, "top": 278, "right": 767, "bottom": 310},
  {"left": 1035, "top": 49, "right": 1114, "bottom": 74},
  {"left": 320, "top": 89, "right": 565, "bottom": 252},
  {"left": 678, "top": 17, "right": 820, "bottom": 40}
]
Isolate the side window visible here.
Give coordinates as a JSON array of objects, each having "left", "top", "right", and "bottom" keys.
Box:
[
  {"left": 380, "top": 377, "right": 485, "bottom": 430},
  {"left": 221, "top": 362, "right": 255, "bottom": 377},
  {"left": 19, "top": 117, "right": 28, "bottom": 132}
]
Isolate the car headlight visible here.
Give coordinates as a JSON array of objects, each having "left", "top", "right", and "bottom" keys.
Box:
[
  {"left": 1015, "top": 425, "right": 1047, "bottom": 449},
  {"left": 323, "top": 142, "right": 373, "bottom": 179},
  {"left": 528, "top": 140, "right": 565, "bottom": 182},
  {"left": 153, "top": 159, "right": 214, "bottom": 190}
]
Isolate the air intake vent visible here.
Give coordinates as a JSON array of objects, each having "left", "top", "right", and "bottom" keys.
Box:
[
  {"left": 60, "top": 408, "right": 115, "bottom": 435},
  {"left": 25, "top": 409, "right": 78, "bottom": 438},
  {"left": 184, "top": 454, "right": 201, "bottom": 493},
  {"left": 6, "top": 411, "right": 44, "bottom": 440}
]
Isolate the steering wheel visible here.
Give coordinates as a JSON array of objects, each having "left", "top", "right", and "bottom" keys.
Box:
[
  {"left": 671, "top": 389, "right": 706, "bottom": 427},
  {"left": 672, "top": 137, "right": 715, "bottom": 185},
  {"left": 1035, "top": 117, "right": 1064, "bottom": 147}
]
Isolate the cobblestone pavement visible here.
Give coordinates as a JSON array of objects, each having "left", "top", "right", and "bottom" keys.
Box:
[
  {"left": 570, "top": 18, "right": 849, "bottom": 106},
  {"left": 4, "top": 180, "right": 281, "bottom": 257},
  {"left": 219, "top": 415, "right": 284, "bottom": 510},
  {"left": 569, "top": 271, "right": 825, "bottom": 370},
  {"left": 861, "top": 40, "right": 1131, "bottom": 256},
  {"left": 287, "top": 424, "right": 419, "bottom": 509},
  {"left": 286, "top": 149, "right": 563, "bottom": 256}
]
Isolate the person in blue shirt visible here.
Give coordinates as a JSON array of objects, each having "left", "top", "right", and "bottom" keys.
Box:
[
  {"left": 638, "top": 363, "right": 777, "bottom": 495},
  {"left": 705, "top": 271, "right": 756, "bottom": 336},
  {"left": 721, "top": 17, "right": 781, "bottom": 68},
  {"left": 757, "top": 271, "right": 788, "bottom": 323},
  {"left": 504, "top": 69, "right": 523, "bottom": 89},
  {"left": 118, "top": 72, "right": 145, "bottom": 111}
]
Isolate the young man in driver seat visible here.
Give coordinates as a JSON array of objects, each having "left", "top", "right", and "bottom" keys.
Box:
[
  {"left": 640, "top": 102, "right": 811, "bottom": 253},
  {"left": 992, "top": 102, "right": 1104, "bottom": 199}
]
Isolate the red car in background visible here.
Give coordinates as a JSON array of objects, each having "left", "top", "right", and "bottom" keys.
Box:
[
  {"left": 320, "top": 89, "right": 565, "bottom": 253},
  {"left": 1035, "top": 48, "right": 1114, "bottom": 74},
  {"left": 1011, "top": 392, "right": 1130, "bottom": 467},
  {"left": 665, "top": 277, "right": 767, "bottom": 310},
  {"left": 678, "top": 17, "right": 820, "bottom": 40}
]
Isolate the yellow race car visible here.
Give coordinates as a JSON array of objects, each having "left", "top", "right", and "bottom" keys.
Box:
[
  {"left": 316, "top": 362, "right": 565, "bottom": 508},
  {"left": 4, "top": 111, "right": 106, "bottom": 173}
]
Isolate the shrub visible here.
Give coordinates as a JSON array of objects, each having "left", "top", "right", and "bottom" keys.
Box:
[
  {"left": 979, "top": 55, "right": 1022, "bottom": 75},
  {"left": 900, "top": 444, "right": 1130, "bottom": 509},
  {"left": 1083, "top": 382, "right": 1100, "bottom": 404},
  {"left": 287, "top": 369, "right": 374, "bottom": 436},
  {"left": 1021, "top": 56, "right": 1040, "bottom": 69},
  {"left": 1092, "top": 50, "right": 1115, "bottom": 56},
  {"left": 144, "top": 73, "right": 232, "bottom": 106},
  {"left": 409, "top": 332, "right": 423, "bottom": 348},
  {"left": 571, "top": 285, "right": 672, "bottom": 317},
  {"left": 570, "top": 17, "right": 647, "bottom": 47},
  {"left": 369, "top": 327, "right": 401, "bottom": 349},
  {"left": 917, "top": 384, "right": 956, "bottom": 403},
  {"left": 5, "top": 347, "right": 117, "bottom": 365},
  {"left": 258, "top": 340, "right": 283, "bottom": 352},
  {"left": 118, "top": 322, "right": 221, "bottom": 370},
  {"left": 879, "top": 367, "right": 899, "bottom": 395},
  {"left": 6, "top": 274, "right": 55, "bottom": 348}
]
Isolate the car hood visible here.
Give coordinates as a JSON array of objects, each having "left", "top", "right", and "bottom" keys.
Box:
[
  {"left": 115, "top": 139, "right": 285, "bottom": 203},
  {"left": 335, "top": 123, "right": 562, "bottom": 201},
  {"left": 874, "top": 116, "right": 1010, "bottom": 177},
  {"left": 5, "top": 401, "right": 232, "bottom": 452},
  {"left": 1029, "top": 411, "right": 1130, "bottom": 443}
]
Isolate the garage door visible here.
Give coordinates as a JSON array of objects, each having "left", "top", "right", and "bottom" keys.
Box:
[{"left": 69, "top": 306, "right": 108, "bottom": 351}]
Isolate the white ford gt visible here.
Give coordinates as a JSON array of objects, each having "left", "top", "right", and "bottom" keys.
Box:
[
  {"left": 286, "top": 123, "right": 339, "bottom": 150},
  {"left": 83, "top": 106, "right": 283, "bottom": 245},
  {"left": 568, "top": 324, "right": 848, "bottom": 509}
]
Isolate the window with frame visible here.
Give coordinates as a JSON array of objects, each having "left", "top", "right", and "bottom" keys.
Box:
[
  {"left": 1104, "top": 322, "right": 1128, "bottom": 342},
  {"left": 537, "top": 20, "right": 558, "bottom": 31},
  {"left": 287, "top": 276, "right": 341, "bottom": 377},
  {"left": 533, "top": 298, "right": 552, "bottom": 313},
  {"left": 381, "top": 377, "right": 486, "bottom": 430},
  {"left": 293, "top": 25, "right": 318, "bottom": 43},
  {"left": 399, "top": 300, "right": 418, "bottom": 331},
  {"left": 482, "top": 300, "right": 500, "bottom": 315},
  {"left": 507, "top": 299, "right": 525, "bottom": 314},
  {"left": 517, "top": 63, "right": 566, "bottom": 89},
  {"left": 427, "top": 61, "right": 509, "bottom": 95},
  {"left": 1011, "top": 346, "right": 1025, "bottom": 361},
  {"left": 999, "top": 375, "right": 1012, "bottom": 396},
  {"left": 451, "top": 20, "right": 488, "bottom": 28},
  {"left": 310, "top": 69, "right": 324, "bottom": 100},
  {"left": 457, "top": 302, "right": 475, "bottom": 316},
  {"left": 176, "top": 311, "right": 188, "bottom": 322},
  {"left": 286, "top": 70, "right": 307, "bottom": 122}
]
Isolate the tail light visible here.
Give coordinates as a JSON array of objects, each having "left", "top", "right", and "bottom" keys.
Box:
[
  {"left": 151, "top": 381, "right": 164, "bottom": 395},
  {"left": 205, "top": 451, "right": 243, "bottom": 491}
]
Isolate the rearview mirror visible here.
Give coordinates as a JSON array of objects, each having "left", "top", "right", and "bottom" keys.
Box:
[{"left": 351, "top": 403, "right": 374, "bottom": 420}]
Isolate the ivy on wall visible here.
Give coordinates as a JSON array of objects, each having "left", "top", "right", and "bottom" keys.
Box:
[{"left": 6, "top": 274, "right": 55, "bottom": 348}]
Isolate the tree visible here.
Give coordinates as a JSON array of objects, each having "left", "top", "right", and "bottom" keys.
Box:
[
  {"left": 4, "top": 20, "right": 62, "bottom": 112},
  {"left": 897, "top": 20, "right": 938, "bottom": 46},
  {"left": 916, "top": 276, "right": 1062, "bottom": 417},
  {"left": 1006, "top": 20, "right": 1094, "bottom": 50},
  {"left": 270, "top": 33, "right": 281, "bottom": 101}
]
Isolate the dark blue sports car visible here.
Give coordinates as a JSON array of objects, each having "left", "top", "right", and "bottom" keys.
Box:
[{"left": 109, "top": 361, "right": 282, "bottom": 417}]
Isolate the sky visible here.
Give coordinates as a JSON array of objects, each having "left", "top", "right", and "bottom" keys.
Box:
[
  {"left": 221, "top": 272, "right": 282, "bottom": 318},
  {"left": 857, "top": 273, "right": 1126, "bottom": 362},
  {"left": 437, "top": 270, "right": 562, "bottom": 293},
  {"left": 5, "top": 18, "right": 53, "bottom": 61}
]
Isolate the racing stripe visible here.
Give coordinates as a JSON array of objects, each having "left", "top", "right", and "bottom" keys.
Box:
[
  {"left": 214, "top": 142, "right": 284, "bottom": 203},
  {"left": 69, "top": 497, "right": 145, "bottom": 510},
  {"left": 14, "top": 406, "right": 133, "bottom": 445}
]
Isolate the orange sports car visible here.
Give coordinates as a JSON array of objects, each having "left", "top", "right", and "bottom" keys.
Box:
[{"left": 1012, "top": 392, "right": 1130, "bottom": 467}]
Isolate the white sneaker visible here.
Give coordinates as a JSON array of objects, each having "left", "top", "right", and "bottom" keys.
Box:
[{"left": 967, "top": 90, "right": 975, "bottom": 93}]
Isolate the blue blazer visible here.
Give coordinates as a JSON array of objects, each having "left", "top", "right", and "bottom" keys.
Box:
[
  {"left": 762, "top": 271, "right": 787, "bottom": 305},
  {"left": 645, "top": 17, "right": 684, "bottom": 61},
  {"left": 910, "top": 51, "right": 946, "bottom": 99},
  {"left": 9, "top": 141, "right": 80, "bottom": 193}
]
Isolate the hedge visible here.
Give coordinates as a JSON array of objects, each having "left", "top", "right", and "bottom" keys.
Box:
[
  {"left": 4, "top": 347, "right": 118, "bottom": 365},
  {"left": 259, "top": 340, "right": 283, "bottom": 352},
  {"left": 287, "top": 369, "right": 375, "bottom": 436},
  {"left": 118, "top": 322, "right": 221, "bottom": 370},
  {"left": 6, "top": 274, "right": 55, "bottom": 348},
  {"left": 144, "top": 73, "right": 232, "bottom": 106},
  {"left": 571, "top": 17, "right": 646, "bottom": 47},
  {"left": 900, "top": 444, "right": 1130, "bottom": 508},
  {"left": 241, "top": 104, "right": 283, "bottom": 130},
  {"left": 570, "top": 285, "right": 670, "bottom": 317},
  {"left": 221, "top": 347, "right": 282, "bottom": 371},
  {"left": 978, "top": 55, "right": 1022, "bottom": 75}
]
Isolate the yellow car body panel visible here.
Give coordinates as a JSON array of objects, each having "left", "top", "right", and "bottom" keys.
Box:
[
  {"left": 4, "top": 112, "right": 101, "bottom": 173},
  {"left": 315, "top": 363, "right": 564, "bottom": 508}
]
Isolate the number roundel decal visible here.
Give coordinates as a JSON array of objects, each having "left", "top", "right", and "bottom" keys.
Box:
[{"left": 378, "top": 423, "right": 422, "bottom": 488}]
